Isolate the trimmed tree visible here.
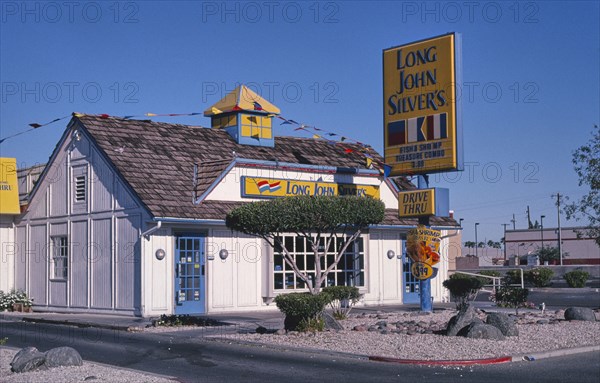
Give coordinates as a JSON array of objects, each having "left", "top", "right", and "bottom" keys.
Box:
[{"left": 225, "top": 195, "right": 385, "bottom": 295}]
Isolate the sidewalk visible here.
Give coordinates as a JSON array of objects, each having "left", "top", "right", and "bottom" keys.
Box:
[{"left": 0, "top": 301, "right": 532, "bottom": 333}]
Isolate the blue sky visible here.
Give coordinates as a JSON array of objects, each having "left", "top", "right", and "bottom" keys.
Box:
[{"left": 1, "top": 1, "right": 598, "bottom": 244}]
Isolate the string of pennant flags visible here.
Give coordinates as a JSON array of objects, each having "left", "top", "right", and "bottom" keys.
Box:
[{"left": 1, "top": 111, "right": 392, "bottom": 176}]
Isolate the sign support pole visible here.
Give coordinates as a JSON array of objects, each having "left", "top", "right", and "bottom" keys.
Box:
[{"left": 417, "top": 175, "right": 433, "bottom": 313}]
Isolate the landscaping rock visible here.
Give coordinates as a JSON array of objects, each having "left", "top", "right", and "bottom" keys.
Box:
[
  {"left": 283, "top": 315, "right": 302, "bottom": 331},
  {"left": 565, "top": 307, "right": 596, "bottom": 322},
  {"left": 486, "top": 312, "right": 519, "bottom": 337},
  {"left": 256, "top": 326, "right": 268, "bottom": 334},
  {"left": 323, "top": 312, "right": 344, "bottom": 331},
  {"left": 458, "top": 322, "right": 505, "bottom": 340},
  {"left": 275, "top": 329, "right": 286, "bottom": 335},
  {"left": 445, "top": 304, "right": 477, "bottom": 336},
  {"left": 44, "top": 347, "right": 83, "bottom": 368},
  {"left": 353, "top": 324, "right": 367, "bottom": 332},
  {"left": 10, "top": 347, "right": 46, "bottom": 373}
]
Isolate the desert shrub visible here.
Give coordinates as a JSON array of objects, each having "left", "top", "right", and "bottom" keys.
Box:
[
  {"left": 321, "top": 286, "right": 362, "bottom": 320},
  {"left": 274, "top": 293, "right": 330, "bottom": 332},
  {"left": 443, "top": 275, "right": 484, "bottom": 310},
  {"left": 563, "top": 270, "right": 590, "bottom": 288},
  {"left": 493, "top": 286, "right": 530, "bottom": 314},
  {"left": 526, "top": 267, "right": 554, "bottom": 287},
  {"left": 503, "top": 269, "right": 524, "bottom": 285}
]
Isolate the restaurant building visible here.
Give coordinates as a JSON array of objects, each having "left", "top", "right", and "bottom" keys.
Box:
[{"left": 3, "top": 86, "right": 457, "bottom": 316}]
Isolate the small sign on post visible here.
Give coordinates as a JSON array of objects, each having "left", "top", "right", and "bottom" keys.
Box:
[{"left": 406, "top": 224, "right": 441, "bottom": 280}]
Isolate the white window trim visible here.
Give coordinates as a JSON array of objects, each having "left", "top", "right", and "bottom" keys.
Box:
[{"left": 50, "top": 236, "right": 68, "bottom": 281}]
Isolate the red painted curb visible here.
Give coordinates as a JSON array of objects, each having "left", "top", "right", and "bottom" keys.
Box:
[{"left": 369, "top": 355, "right": 512, "bottom": 365}]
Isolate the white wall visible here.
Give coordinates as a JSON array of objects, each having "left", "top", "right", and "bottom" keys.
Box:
[{"left": 0, "top": 216, "right": 15, "bottom": 292}]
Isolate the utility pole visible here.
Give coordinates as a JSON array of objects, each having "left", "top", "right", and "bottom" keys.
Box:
[
  {"left": 511, "top": 214, "right": 516, "bottom": 230},
  {"left": 475, "top": 223, "right": 480, "bottom": 258},
  {"left": 502, "top": 223, "right": 509, "bottom": 262},
  {"left": 553, "top": 193, "right": 563, "bottom": 265},
  {"left": 526, "top": 206, "right": 532, "bottom": 229}
]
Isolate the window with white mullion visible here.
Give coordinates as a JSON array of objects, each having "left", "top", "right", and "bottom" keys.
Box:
[
  {"left": 51, "top": 236, "right": 68, "bottom": 280},
  {"left": 273, "top": 234, "right": 364, "bottom": 291}
]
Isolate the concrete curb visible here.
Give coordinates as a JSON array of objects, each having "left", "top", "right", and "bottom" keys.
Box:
[
  {"left": 369, "top": 355, "right": 512, "bottom": 365},
  {"left": 369, "top": 345, "right": 600, "bottom": 366}
]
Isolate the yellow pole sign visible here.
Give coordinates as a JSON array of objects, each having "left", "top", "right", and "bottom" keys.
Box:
[
  {"left": 383, "top": 33, "right": 463, "bottom": 176},
  {"left": 398, "top": 189, "right": 435, "bottom": 217},
  {"left": 0, "top": 158, "right": 20, "bottom": 214},
  {"left": 406, "top": 225, "right": 441, "bottom": 280}
]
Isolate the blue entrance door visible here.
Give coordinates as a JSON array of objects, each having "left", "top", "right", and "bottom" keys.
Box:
[
  {"left": 402, "top": 245, "right": 420, "bottom": 304},
  {"left": 175, "top": 235, "right": 205, "bottom": 314}
]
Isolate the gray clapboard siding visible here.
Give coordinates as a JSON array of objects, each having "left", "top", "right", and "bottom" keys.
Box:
[
  {"left": 70, "top": 220, "right": 88, "bottom": 307},
  {"left": 115, "top": 215, "right": 141, "bottom": 310},
  {"left": 15, "top": 226, "right": 27, "bottom": 290},
  {"left": 29, "top": 225, "right": 47, "bottom": 305},
  {"left": 91, "top": 219, "right": 112, "bottom": 308}
]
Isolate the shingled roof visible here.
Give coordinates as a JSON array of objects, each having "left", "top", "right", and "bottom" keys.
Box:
[{"left": 75, "top": 114, "right": 456, "bottom": 227}]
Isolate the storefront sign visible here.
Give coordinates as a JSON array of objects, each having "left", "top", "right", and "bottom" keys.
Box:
[
  {"left": 0, "top": 158, "right": 20, "bottom": 214},
  {"left": 398, "top": 188, "right": 449, "bottom": 218},
  {"left": 383, "top": 33, "right": 463, "bottom": 176},
  {"left": 241, "top": 177, "right": 380, "bottom": 199},
  {"left": 406, "top": 225, "right": 441, "bottom": 279}
]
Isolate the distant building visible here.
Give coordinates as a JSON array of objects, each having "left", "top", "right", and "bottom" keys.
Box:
[{"left": 505, "top": 227, "right": 599, "bottom": 265}]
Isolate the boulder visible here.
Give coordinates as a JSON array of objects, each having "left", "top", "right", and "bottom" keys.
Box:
[
  {"left": 44, "top": 347, "right": 83, "bottom": 368},
  {"left": 10, "top": 347, "right": 46, "bottom": 373},
  {"left": 283, "top": 315, "right": 302, "bottom": 331},
  {"left": 458, "top": 322, "right": 505, "bottom": 340},
  {"left": 323, "top": 312, "right": 344, "bottom": 331},
  {"left": 445, "top": 304, "right": 477, "bottom": 336},
  {"left": 486, "top": 312, "right": 519, "bottom": 336},
  {"left": 565, "top": 307, "right": 596, "bottom": 322},
  {"left": 255, "top": 326, "right": 268, "bottom": 334}
]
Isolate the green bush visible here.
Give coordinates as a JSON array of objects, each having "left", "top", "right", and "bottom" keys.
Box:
[
  {"left": 503, "top": 270, "right": 524, "bottom": 285},
  {"left": 526, "top": 267, "right": 554, "bottom": 287},
  {"left": 274, "top": 293, "right": 330, "bottom": 332},
  {"left": 443, "top": 275, "right": 484, "bottom": 310},
  {"left": 493, "top": 286, "right": 530, "bottom": 314},
  {"left": 322, "top": 286, "right": 362, "bottom": 319},
  {"left": 0, "top": 289, "right": 34, "bottom": 311},
  {"left": 563, "top": 270, "right": 590, "bottom": 288}
]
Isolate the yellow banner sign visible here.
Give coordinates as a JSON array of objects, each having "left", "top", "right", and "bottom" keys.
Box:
[
  {"left": 406, "top": 225, "right": 441, "bottom": 269},
  {"left": 398, "top": 189, "right": 435, "bottom": 217},
  {"left": 383, "top": 33, "right": 462, "bottom": 176},
  {"left": 241, "top": 177, "right": 380, "bottom": 199},
  {"left": 0, "top": 158, "right": 20, "bottom": 214}
]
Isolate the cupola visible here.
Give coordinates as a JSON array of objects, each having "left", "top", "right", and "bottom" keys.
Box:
[{"left": 203, "top": 85, "right": 280, "bottom": 147}]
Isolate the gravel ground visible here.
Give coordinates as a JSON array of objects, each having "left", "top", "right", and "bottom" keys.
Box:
[
  {"left": 0, "top": 348, "right": 175, "bottom": 383},
  {"left": 209, "top": 308, "right": 600, "bottom": 361}
]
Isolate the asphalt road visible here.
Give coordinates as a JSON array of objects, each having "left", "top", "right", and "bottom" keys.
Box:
[{"left": 1, "top": 321, "right": 599, "bottom": 383}]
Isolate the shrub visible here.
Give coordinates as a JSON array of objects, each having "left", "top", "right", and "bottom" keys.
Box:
[
  {"left": 274, "top": 293, "right": 330, "bottom": 332},
  {"left": 152, "top": 314, "right": 222, "bottom": 327},
  {"left": 563, "top": 270, "right": 590, "bottom": 288},
  {"left": 503, "top": 270, "right": 524, "bottom": 285},
  {"left": 442, "top": 275, "right": 484, "bottom": 310},
  {"left": 526, "top": 267, "right": 554, "bottom": 287},
  {"left": 493, "top": 286, "right": 530, "bottom": 314},
  {"left": 0, "top": 289, "right": 34, "bottom": 311},
  {"left": 322, "top": 286, "right": 362, "bottom": 320}
]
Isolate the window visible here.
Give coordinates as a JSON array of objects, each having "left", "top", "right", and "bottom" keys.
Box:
[
  {"left": 240, "top": 114, "right": 272, "bottom": 139},
  {"left": 74, "top": 175, "right": 86, "bottom": 203},
  {"left": 51, "top": 236, "right": 68, "bottom": 280},
  {"left": 273, "top": 235, "right": 364, "bottom": 291}
]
